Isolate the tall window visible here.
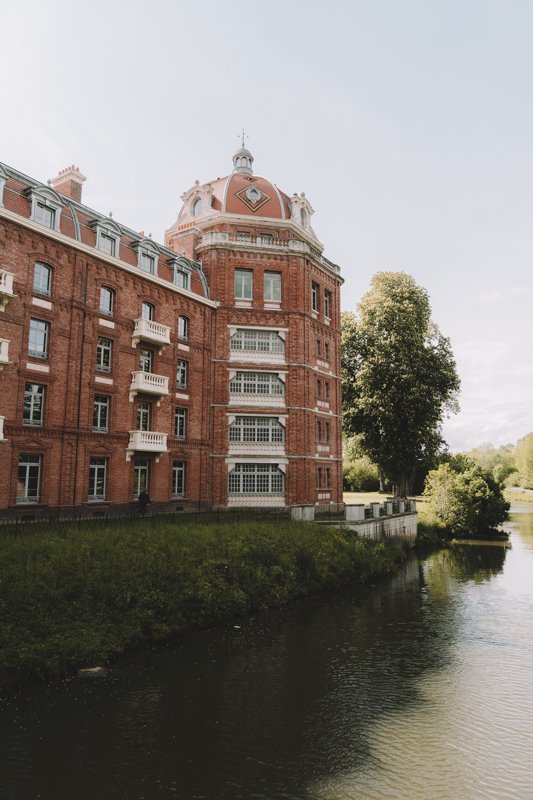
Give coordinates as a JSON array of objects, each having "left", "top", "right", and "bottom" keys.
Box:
[
  {"left": 176, "top": 360, "right": 188, "bottom": 390},
  {"left": 96, "top": 337, "right": 112, "bottom": 372},
  {"left": 88, "top": 458, "right": 107, "bottom": 501},
  {"left": 229, "top": 372, "right": 284, "bottom": 396},
  {"left": 142, "top": 302, "right": 154, "bottom": 321},
  {"left": 317, "top": 466, "right": 331, "bottom": 489},
  {"left": 228, "top": 464, "right": 284, "bottom": 495},
  {"left": 93, "top": 396, "right": 109, "bottom": 432},
  {"left": 235, "top": 269, "right": 253, "bottom": 300},
  {"left": 316, "top": 379, "right": 322, "bottom": 400},
  {"left": 140, "top": 252, "right": 155, "bottom": 274},
  {"left": 172, "top": 461, "right": 186, "bottom": 497},
  {"left": 316, "top": 419, "right": 322, "bottom": 442},
  {"left": 23, "top": 383, "right": 45, "bottom": 426},
  {"left": 137, "top": 401, "right": 151, "bottom": 431},
  {"left": 324, "top": 290, "right": 332, "bottom": 319},
  {"left": 316, "top": 339, "right": 321, "bottom": 358},
  {"left": 35, "top": 202, "right": 55, "bottom": 229},
  {"left": 174, "top": 269, "right": 189, "bottom": 289},
  {"left": 139, "top": 348, "right": 153, "bottom": 373},
  {"left": 133, "top": 460, "right": 149, "bottom": 498},
  {"left": 178, "top": 315, "right": 189, "bottom": 341},
  {"left": 229, "top": 416, "right": 285, "bottom": 444},
  {"left": 28, "top": 319, "right": 49, "bottom": 359},
  {"left": 33, "top": 262, "right": 52, "bottom": 296},
  {"left": 174, "top": 407, "right": 187, "bottom": 439},
  {"left": 264, "top": 271, "right": 281, "bottom": 302},
  {"left": 311, "top": 282, "right": 319, "bottom": 313},
  {"left": 324, "top": 342, "right": 330, "bottom": 362},
  {"left": 230, "top": 329, "right": 284, "bottom": 354},
  {"left": 99, "top": 231, "right": 116, "bottom": 256},
  {"left": 99, "top": 286, "right": 114, "bottom": 316},
  {"left": 17, "top": 454, "right": 41, "bottom": 503}
]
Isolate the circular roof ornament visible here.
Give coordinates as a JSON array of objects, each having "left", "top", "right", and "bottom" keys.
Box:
[{"left": 246, "top": 186, "right": 262, "bottom": 203}]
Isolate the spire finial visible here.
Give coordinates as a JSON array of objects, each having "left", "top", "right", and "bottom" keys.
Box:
[{"left": 239, "top": 128, "right": 248, "bottom": 149}]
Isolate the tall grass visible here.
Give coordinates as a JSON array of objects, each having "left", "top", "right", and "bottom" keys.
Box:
[{"left": 0, "top": 518, "right": 406, "bottom": 685}]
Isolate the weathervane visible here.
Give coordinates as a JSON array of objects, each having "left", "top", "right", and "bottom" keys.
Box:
[{"left": 238, "top": 128, "right": 249, "bottom": 149}]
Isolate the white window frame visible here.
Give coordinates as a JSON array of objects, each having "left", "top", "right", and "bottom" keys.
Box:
[
  {"left": 264, "top": 271, "right": 281, "bottom": 302},
  {"left": 229, "top": 371, "right": 285, "bottom": 397},
  {"left": 92, "top": 218, "right": 122, "bottom": 258},
  {"left": 235, "top": 269, "right": 253, "bottom": 300},
  {"left": 229, "top": 416, "right": 285, "bottom": 444},
  {"left": 99, "top": 286, "right": 114, "bottom": 317},
  {"left": 176, "top": 359, "right": 188, "bottom": 390},
  {"left": 93, "top": 395, "right": 109, "bottom": 432},
  {"left": 178, "top": 315, "right": 189, "bottom": 341},
  {"left": 311, "top": 281, "right": 319, "bottom": 313},
  {"left": 26, "top": 186, "right": 63, "bottom": 232},
  {"left": 230, "top": 329, "right": 285, "bottom": 354},
  {"left": 33, "top": 262, "right": 52, "bottom": 296},
  {"left": 172, "top": 461, "right": 186, "bottom": 497},
  {"left": 142, "top": 302, "right": 154, "bottom": 321},
  {"left": 174, "top": 407, "right": 187, "bottom": 439},
  {"left": 17, "top": 454, "right": 42, "bottom": 503},
  {"left": 137, "top": 401, "right": 152, "bottom": 431},
  {"left": 228, "top": 463, "right": 285, "bottom": 495},
  {"left": 139, "top": 348, "right": 153, "bottom": 373},
  {"left": 96, "top": 337, "right": 112, "bottom": 372},
  {"left": 88, "top": 457, "right": 107, "bottom": 501},
  {"left": 133, "top": 459, "right": 149, "bottom": 499},
  {"left": 28, "top": 319, "right": 49, "bottom": 359},
  {"left": 324, "top": 289, "right": 332, "bottom": 320},
  {"left": 23, "top": 383, "right": 45, "bottom": 427}
]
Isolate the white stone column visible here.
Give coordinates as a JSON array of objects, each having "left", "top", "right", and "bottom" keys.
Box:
[{"left": 345, "top": 504, "right": 365, "bottom": 521}]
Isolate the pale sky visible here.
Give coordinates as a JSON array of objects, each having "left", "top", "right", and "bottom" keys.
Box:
[{"left": 1, "top": 0, "right": 532, "bottom": 452}]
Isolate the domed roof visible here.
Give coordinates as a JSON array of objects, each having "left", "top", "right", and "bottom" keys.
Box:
[{"left": 208, "top": 172, "right": 291, "bottom": 220}]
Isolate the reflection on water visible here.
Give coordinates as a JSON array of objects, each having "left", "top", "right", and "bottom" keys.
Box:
[{"left": 1, "top": 510, "right": 533, "bottom": 800}]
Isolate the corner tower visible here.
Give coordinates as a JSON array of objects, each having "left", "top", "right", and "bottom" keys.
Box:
[{"left": 165, "top": 148, "right": 343, "bottom": 507}]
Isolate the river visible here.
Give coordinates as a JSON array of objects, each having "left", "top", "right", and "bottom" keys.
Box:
[{"left": 1, "top": 508, "right": 533, "bottom": 800}]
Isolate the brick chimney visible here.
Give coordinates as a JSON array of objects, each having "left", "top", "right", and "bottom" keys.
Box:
[{"left": 49, "top": 165, "right": 86, "bottom": 203}]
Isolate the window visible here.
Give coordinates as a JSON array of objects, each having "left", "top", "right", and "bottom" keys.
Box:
[
  {"left": 142, "top": 302, "right": 154, "bottom": 321},
  {"left": 264, "top": 271, "right": 281, "bottom": 302},
  {"left": 96, "top": 337, "right": 112, "bottom": 372},
  {"left": 236, "top": 231, "right": 252, "bottom": 243},
  {"left": 99, "top": 286, "right": 114, "bottom": 316},
  {"left": 137, "top": 401, "right": 151, "bottom": 431},
  {"left": 316, "top": 419, "right": 322, "bottom": 442},
  {"left": 172, "top": 461, "right": 186, "bottom": 497},
  {"left": 229, "top": 416, "right": 285, "bottom": 444},
  {"left": 228, "top": 463, "right": 285, "bottom": 495},
  {"left": 35, "top": 202, "right": 56, "bottom": 229},
  {"left": 324, "top": 342, "right": 330, "bottom": 362},
  {"left": 23, "top": 383, "right": 45, "bottom": 426},
  {"left": 259, "top": 233, "right": 272, "bottom": 246},
  {"left": 176, "top": 360, "right": 188, "bottom": 389},
  {"left": 325, "top": 421, "right": 331, "bottom": 442},
  {"left": 28, "top": 319, "right": 49, "bottom": 359},
  {"left": 325, "top": 382, "right": 330, "bottom": 401},
  {"left": 174, "top": 269, "right": 189, "bottom": 289},
  {"left": 139, "top": 348, "right": 153, "bottom": 373},
  {"left": 93, "top": 396, "right": 109, "bottom": 432},
  {"left": 178, "top": 315, "right": 189, "bottom": 340},
  {"left": 133, "top": 459, "right": 149, "bottom": 498},
  {"left": 192, "top": 198, "right": 202, "bottom": 217},
  {"left": 317, "top": 466, "right": 323, "bottom": 490},
  {"left": 316, "top": 379, "right": 322, "bottom": 399},
  {"left": 229, "top": 371, "right": 285, "bottom": 396},
  {"left": 99, "top": 232, "right": 116, "bottom": 256},
  {"left": 140, "top": 252, "right": 155, "bottom": 274},
  {"left": 311, "top": 282, "right": 319, "bottom": 313},
  {"left": 235, "top": 269, "right": 253, "bottom": 300},
  {"left": 324, "top": 290, "right": 332, "bottom": 319},
  {"left": 174, "top": 407, "right": 187, "bottom": 439},
  {"left": 88, "top": 458, "right": 107, "bottom": 501},
  {"left": 33, "top": 262, "right": 52, "bottom": 296},
  {"left": 230, "top": 329, "right": 284, "bottom": 354},
  {"left": 17, "top": 454, "right": 41, "bottom": 503},
  {"left": 317, "top": 466, "right": 331, "bottom": 489},
  {"left": 316, "top": 339, "right": 321, "bottom": 358}
]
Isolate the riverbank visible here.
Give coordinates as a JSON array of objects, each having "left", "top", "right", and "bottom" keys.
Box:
[{"left": 0, "top": 517, "right": 408, "bottom": 687}]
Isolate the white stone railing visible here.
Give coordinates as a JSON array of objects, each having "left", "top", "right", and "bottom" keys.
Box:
[
  {"left": 228, "top": 392, "right": 285, "bottom": 408},
  {"left": 227, "top": 494, "right": 285, "bottom": 507},
  {"left": 132, "top": 318, "right": 171, "bottom": 350},
  {"left": 127, "top": 431, "right": 168, "bottom": 460},
  {"left": 0, "top": 269, "right": 14, "bottom": 298},
  {"left": 0, "top": 338, "right": 9, "bottom": 367},
  {"left": 0, "top": 415, "right": 5, "bottom": 441},
  {"left": 227, "top": 441, "right": 286, "bottom": 455},
  {"left": 229, "top": 349, "right": 285, "bottom": 365},
  {"left": 129, "top": 371, "right": 169, "bottom": 403}
]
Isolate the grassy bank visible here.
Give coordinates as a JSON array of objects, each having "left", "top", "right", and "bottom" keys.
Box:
[{"left": 0, "top": 517, "right": 407, "bottom": 686}]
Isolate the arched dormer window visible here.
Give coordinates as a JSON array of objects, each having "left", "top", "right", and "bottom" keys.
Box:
[
  {"left": 192, "top": 198, "right": 202, "bottom": 218},
  {"left": 91, "top": 218, "right": 122, "bottom": 258},
  {"left": 132, "top": 238, "right": 160, "bottom": 275},
  {"left": 24, "top": 185, "right": 63, "bottom": 232}
]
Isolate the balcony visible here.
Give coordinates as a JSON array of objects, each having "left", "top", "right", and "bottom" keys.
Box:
[
  {"left": 0, "top": 338, "right": 9, "bottom": 370},
  {"left": 228, "top": 440, "right": 286, "bottom": 456},
  {"left": 0, "top": 270, "right": 15, "bottom": 311},
  {"left": 0, "top": 416, "right": 5, "bottom": 441},
  {"left": 131, "top": 318, "right": 171, "bottom": 352},
  {"left": 129, "top": 371, "right": 169, "bottom": 404},
  {"left": 126, "top": 431, "right": 168, "bottom": 461}
]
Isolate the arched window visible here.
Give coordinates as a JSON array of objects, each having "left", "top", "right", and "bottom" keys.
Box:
[
  {"left": 142, "top": 302, "right": 154, "bottom": 321},
  {"left": 178, "top": 315, "right": 189, "bottom": 340},
  {"left": 192, "top": 198, "right": 202, "bottom": 217},
  {"left": 33, "top": 262, "right": 52, "bottom": 296},
  {"left": 99, "top": 286, "right": 115, "bottom": 317}
]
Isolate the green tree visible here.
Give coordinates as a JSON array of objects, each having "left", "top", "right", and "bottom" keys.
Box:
[
  {"left": 424, "top": 458, "right": 510, "bottom": 534},
  {"left": 342, "top": 272, "right": 460, "bottom": 496},
  {"left": 513, "top": 433, "right": 533, "bottom": 488}
]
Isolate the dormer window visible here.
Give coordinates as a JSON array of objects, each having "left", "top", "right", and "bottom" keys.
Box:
[
  {"left": 171, "top": 257, "right": 193, "bottom": 291},
  {"left": 91, "top": 218, "right": 122, "bottom": 259},
  {"left": 25, "top": 186, "right": 63, "bottom": 232},
  {"left": 133, "top": 239, "right": 160, "bottom": 276},
  {"left": 192, "top": 198, "right": 202, "bottom": 217}
]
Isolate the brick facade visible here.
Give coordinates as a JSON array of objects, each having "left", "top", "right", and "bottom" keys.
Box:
[{"left": 0, "top": 152, "right": 343, "bottom": 518}]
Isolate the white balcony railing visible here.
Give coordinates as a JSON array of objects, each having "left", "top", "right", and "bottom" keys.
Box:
[
  {"left": 227, "top": 440, "right": 286, "bottom": 456},
  {"left": 131, "top": 318, "right": 171, "bottom": 351},
  {"left": 126, "top": 431, "right": 168, "bottom": 461},
  {"left": 0, "top": 416, "right": 5, "bottom": 441},
  {"left": 0, "top": 338, "right": 9, "bottom": 369},
  {"left": 0, "top": 270, "right": 15, "bottom": 310},
  {"left": 129, "top": 371, "right": 169, "bottom": 403}
]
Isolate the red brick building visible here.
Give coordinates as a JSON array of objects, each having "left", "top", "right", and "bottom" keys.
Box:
[{"left": 0, "top": 148, "right": 342, "bottom": 517}]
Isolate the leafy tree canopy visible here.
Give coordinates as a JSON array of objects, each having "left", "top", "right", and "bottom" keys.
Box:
[
  {"left": 424, "top": 457, "right": 510, "bottom": 534},
  {"left": 342, "top": 272, "right": 460, "bottom": 496}
]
